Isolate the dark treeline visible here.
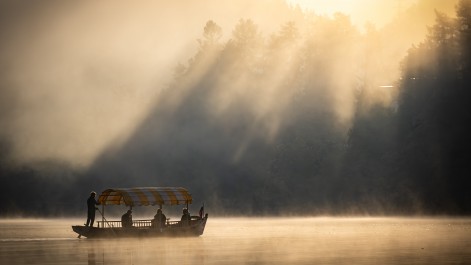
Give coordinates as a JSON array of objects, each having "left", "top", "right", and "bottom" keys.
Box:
[
  {"left": 341, "top": 1, "right": 471, "bottom": 214},
  {"left": 1, "top": 0, "right": 470, "bottom": 216},
  {"left": 396, "top": 1, "right": 471, "bottom": 212}
]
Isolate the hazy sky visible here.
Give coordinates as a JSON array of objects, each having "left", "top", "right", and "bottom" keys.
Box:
[
  {"left": 0, "top": 0, "right": 459, "bottom": 168},
  {"left": 288, "top": 0, "right": 458, "bottom": 29},
  {"left": 288, "top": 0, "right": 414, "bottom": 26}
]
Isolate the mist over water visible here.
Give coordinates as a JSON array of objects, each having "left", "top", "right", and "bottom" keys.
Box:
[{"left": 1, "top": 218, "right": 470, "bottom": 264}]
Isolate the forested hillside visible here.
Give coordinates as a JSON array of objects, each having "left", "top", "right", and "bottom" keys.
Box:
[{"left": 1, "top": 0, "right": 470, "bottom": 216}]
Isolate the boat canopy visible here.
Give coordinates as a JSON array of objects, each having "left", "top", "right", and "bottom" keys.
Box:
[{"left": 98, "top": 187, "right": 192, "bottom": 207}]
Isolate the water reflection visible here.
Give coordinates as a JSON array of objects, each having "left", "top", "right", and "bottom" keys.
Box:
[
  {"left": 1, "top": 218, "right": 471, "bottom": 265},
  {"left": 82, "top": 237, "right": 207, "bottom": 265},
  {"left": 87, "top": 244, "right": 97, "bottom": 265}
]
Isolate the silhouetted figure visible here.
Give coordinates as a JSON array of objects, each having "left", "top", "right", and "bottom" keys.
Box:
[
  {"left": 152, "top": 208, "right": 167, "bottom": 229},
  {"left": 121, "top": 210, "right": 133, "bottom": 228},
  {"left": 198, "top": 205, "right": 204, "bottom": 219},
  {"left": 85, "top": 191, "right": 99, "bottom": 227},
  {"left": 180, "top": 208, "right": 191, "bottom": 226}
]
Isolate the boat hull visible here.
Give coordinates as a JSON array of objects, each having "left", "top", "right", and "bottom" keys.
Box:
[{"left": 73, "top": 215, "right": 208, "bottom": 238}]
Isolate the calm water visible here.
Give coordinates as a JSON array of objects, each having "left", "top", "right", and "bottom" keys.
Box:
[{"left": 1, "top": 217, "right": 470, "bottom": 264}]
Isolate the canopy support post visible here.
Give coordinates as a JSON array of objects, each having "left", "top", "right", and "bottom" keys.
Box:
[{"left": 101, "top": 204, "right": 104, "bottom": 227}]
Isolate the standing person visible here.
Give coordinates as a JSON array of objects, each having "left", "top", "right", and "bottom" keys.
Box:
[{"left": 86, "top": 191, "right": 99, "bottom": 227}]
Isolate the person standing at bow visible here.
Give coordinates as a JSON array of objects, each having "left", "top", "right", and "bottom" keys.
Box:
[{"left": 85, "top": 191, "right": 99, "bottom": 227}]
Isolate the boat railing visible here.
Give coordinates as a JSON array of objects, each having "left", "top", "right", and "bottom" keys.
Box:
[
  {"left": 97, "top": 216, "right": 203, "bottom": 228},
  {"left": 97, "top": 220, "right": 122, "bottom": 228},
  {"left": 97, "top": 219, "right": 152, "bottom": 228}
]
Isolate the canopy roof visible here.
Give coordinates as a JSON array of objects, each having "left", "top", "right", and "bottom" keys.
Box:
[{"left": 98, "top": 187, "right": 192, "bottom": 207}]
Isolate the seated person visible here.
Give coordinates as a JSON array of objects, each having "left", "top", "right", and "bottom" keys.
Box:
[
  {"left": 121, "top": 210, "right": 133, "bottom": 228},
  {"left": 152, "top": 209, "right": 167, "bottom": 228},
  {"left": 180, "top": 208, "right": 191, "bottom": 227}
]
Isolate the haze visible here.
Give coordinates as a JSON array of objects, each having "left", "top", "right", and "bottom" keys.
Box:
[
  {"left": 1, "top": 0, "right": 469, "bottom": 216},
  {"left": 0, "top": 0, "right": 456, "bottom": 166},
  {"left": 1, "top": 218, "right": 471, "bottom": 265}
]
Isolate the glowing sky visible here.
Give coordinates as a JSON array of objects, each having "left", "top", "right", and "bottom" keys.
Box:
[
  {"left": 0, "top": 0, "right": 459, "bottom": 167},
  {"left": 287, "top": 0, "right": 415, "bottom": 27}
]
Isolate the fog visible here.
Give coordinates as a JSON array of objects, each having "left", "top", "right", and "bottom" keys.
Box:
[
  {"left": 0, "top": 0, "right": 456, "bottom": 167},
  {"left": 0, "top": 0, "right": 309, "bottom": 166},
  {"left": 1, "top": 0, "right": 469, "bottom": 216},
  {"left": 1, "top": 218, "right": 471, "bottom": 264}
]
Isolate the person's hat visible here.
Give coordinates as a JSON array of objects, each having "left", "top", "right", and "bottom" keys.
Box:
[{"left": 90, "top": 191, "right": 96, "bottom": 195}]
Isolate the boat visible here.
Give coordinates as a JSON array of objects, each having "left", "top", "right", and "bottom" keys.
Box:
[{"left": 72, "top": 187, "right": 208, "bottom": 238}]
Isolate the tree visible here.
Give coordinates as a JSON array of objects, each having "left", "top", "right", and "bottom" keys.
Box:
[
  {"left": 456, "top": 0, "right": 471, "bottom": 78},
  {"left": 394, "top": 1, "right": 471, "bottom": 213},
  {"left": 198, "top": 20, "right": 223, "bottom": 48}
]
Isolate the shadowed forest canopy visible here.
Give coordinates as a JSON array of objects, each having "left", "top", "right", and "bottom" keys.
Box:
[{"left": 0, "top": 0, "right": 470, "bottom": 216}]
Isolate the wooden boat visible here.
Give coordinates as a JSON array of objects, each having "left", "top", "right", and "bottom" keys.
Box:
[{"left": 72, "top": 187, "right": 208, "bottom": 238}]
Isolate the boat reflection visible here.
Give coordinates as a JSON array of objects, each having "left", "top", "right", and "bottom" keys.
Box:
[
  {"left": 84, "top": 237, "right": 206, "bottom": 265},
  {"left": 87, "top": 244, "right": 97, "bottom": 265}
]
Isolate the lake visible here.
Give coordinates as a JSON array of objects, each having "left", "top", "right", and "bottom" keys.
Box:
[{"left": 1, "top": 217, "right": 470, "bottom": 264}]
